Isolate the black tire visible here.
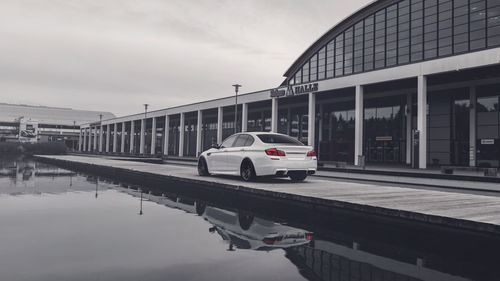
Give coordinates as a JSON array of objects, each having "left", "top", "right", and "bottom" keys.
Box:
[
  {"left": 198, "top": 158, "right": 209, "bottom": 176},
  {"left": 238, "top": 212, "right": 254, "bottom": 231},
  {"left": 240, "top": 159, "right": 256, "bottom": 182},
  {"left": 289, "top": 171, "right": 307, "bottom": 182},
  {"left": 195, "top": 201, "right": 206, "bottom": 216}
]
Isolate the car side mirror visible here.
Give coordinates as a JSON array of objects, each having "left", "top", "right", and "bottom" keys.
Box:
[{"left": 211, "top": 143, "right": 220, "bottom": 149}]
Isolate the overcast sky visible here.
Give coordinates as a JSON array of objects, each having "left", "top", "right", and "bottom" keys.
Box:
[{"left": 0, "top": 0, "right": 372, "bottom": 117}]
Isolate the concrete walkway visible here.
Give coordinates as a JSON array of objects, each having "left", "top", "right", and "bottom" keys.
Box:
[{"left": 37, "top": 155, "right": 500, "bottom": 235}]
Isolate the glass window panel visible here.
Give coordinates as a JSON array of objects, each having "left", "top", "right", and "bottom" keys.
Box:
[
  {"left": 470, "top": 38, "right": 486, "bottom": 50},
  {"left": 302, "top": 62, "right": 309, "bottom": 83},
  {"left": 295, "top": 69, "right": 302, "bottom": 84},
  {"left": 488, "top": 35, "right": 500, "bottom": 47},
  {"left": 477, "top": 96, "right": 499, "bottom": 112}
]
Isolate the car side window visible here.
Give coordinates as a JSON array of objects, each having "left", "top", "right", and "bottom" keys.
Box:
[
  {"left": 244, "top": 135, "right": 254, "bottom": 146},
  {"left": 232, "top": 135, "right": 248, "bottom": 147},
  {"left": 220, "top": 135, "right": 237, "bottom": 148}
]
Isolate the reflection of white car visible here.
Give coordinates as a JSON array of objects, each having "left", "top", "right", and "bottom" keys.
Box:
[
  {"left": 198, "top": 132, "right": 317, "bottom": 181},
  {"left": 203, "top": 206, "right": 312, "bottom": 251}
]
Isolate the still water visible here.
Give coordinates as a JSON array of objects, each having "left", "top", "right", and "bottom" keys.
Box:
[{"left": 0, "top": 157, "right": 499, "bottom": 281}]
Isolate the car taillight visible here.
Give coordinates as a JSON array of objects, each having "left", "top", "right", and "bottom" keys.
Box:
[
  {"left": 307, "top": 150, "right": 316, "bottom": 157},
  {"left": 262, "top": 236, "right": 283, "bottom": 245},
  {"left": 265, "top": 148, "right": 286, "bottom": 156},
  {"left": 305, "top": 233, "right": 313, "bottom": 241}
]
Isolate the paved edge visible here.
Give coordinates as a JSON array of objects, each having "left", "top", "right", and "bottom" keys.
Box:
[{"left": 36, "top": 155, "right": 500, "bottom": 236}]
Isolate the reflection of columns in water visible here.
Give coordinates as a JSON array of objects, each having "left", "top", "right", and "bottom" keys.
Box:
[
  {"left": 139, "top": 189, "right": 143, "bottom": 215},
  {"left": 95, "top": 179, "right": 98, "bottom": 199}
]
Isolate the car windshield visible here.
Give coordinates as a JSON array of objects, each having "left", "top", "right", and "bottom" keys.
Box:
[{"left": 257, "top": 134, "right": 304, "bottom": 146}]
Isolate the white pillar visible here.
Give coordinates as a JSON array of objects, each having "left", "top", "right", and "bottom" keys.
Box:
[
  {"left": 406, "top": 93, "right": 412, "bottom": 165},
  {"left": 217, "top": 107, "right": 223, "bottom": 144},
  {"left": 83, "top": 129, "right": 87, "bottom": 151},
  {"left": 164, "top": 115, "right": 170, "bottom": 156},
  {"left": 354, "top": 85, "right": 364, "bottom": 166},
  {"left": 417, "top": 75, "right": 427, "bottom": 169},
  {"left": 98, "top": 125, "right": 104, "bottom": 153},
  {"left": 242, "top": 103, "right": 248, "bottom": 132},
  {"left": 179, "top": 113, "right": 185, "bottom": 157},
  {"left": 196, "top": 110, "right": 203, "bottom": 156},
  {"left": 93, "top": 126, "right": 97, "bottom": 151},
  {"left": 140, "top": 119, "right": 145, "bottom": 155},
  {"left": 113, "top": 123, "right": 118, "bottom": 153},
  {"left": 151, "top": 118, "right": 157, "bottom": 155},
  {"left": 121, "top": 122, "right": 126, "bottom": 153},
  {"left": 271, "top": 98, "right": 278, "bottom": 133},
  {"left": 307, "top": 93, "right": 316, "bottom": 146},
  {"left": 88, "top": 127, "right": 93, "bottom": 151},
  {"left": 105, "top": 125, "right": 110, "bottom": 153},
  {"left": 469, "top": 86, "right": 477, "bottom": 167},
  {"left": 129, "top": 121, "right": 135, "bottom": 154},
  {"left": 78, "top": 130, "right": 82, "bottom": 151}
]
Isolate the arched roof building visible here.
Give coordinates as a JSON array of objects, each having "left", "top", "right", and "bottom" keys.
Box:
[{"left": 80, "top": 0, "right": 500, "bottom": 169}]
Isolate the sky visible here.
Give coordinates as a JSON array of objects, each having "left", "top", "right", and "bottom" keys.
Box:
[{"left": 0, "top": 0, "right": 372, "bottom": 117}]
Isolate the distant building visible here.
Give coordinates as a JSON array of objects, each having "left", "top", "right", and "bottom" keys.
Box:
[{"left": 0, "top": 103, "right": 115, "bottom": 149}]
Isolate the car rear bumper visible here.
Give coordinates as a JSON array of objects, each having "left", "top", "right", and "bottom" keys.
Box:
[{"left": 254, "top": 157, "right": 317, "bottom": 176}]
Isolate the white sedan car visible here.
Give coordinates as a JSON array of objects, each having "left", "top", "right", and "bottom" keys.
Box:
[{"left": 197, "top": 132, "right": 317, "bottom": 181}]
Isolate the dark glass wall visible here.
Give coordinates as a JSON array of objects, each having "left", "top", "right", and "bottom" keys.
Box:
[{"left": 290, "top": 0, "right": 500, "bottom": 85}]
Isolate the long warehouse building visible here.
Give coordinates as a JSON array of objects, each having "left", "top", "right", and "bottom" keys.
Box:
[{"left": 80, "top": 0, "right": 500, "bottom": 169}]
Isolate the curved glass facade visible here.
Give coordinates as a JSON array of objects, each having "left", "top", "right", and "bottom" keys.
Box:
[{"left": 289, "top": 0, "right": 500, "bottom": 85}]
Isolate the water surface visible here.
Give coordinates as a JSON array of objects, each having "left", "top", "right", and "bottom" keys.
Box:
[{"left": 0, "top": 157, "right": 499, "bottom": 281}]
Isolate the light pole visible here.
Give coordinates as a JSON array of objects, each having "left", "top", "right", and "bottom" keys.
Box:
[
  {"left": 232, "top": 84, "right": 241, "bottom": 133},
  {"left": 73, "top": 120, "right": 76, "bottom": 150}
]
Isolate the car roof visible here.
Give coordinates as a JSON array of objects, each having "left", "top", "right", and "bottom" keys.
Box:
[{"left": 236, "top": 132, "right": 287, "bottom": 136}]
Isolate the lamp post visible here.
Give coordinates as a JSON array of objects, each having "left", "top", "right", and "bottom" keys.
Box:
[
  {"left": 73, "top": 120, "right": 76, "bottom": 150},
  {"left": 232, "top": 84, "right": 242, "bottom": 133}
]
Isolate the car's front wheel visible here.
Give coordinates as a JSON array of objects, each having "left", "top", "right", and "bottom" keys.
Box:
[
  {"left": 289, "top": 171, "right": 307, "bottom": 182},
  {"left": 240, "top": 159, "right": 256, "bottom": 182},
  {"left": 198, "top": 157, "right": 209, "bottom": 176}
]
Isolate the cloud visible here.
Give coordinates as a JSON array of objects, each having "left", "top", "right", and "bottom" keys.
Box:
[{"left": 0, "top": 0, "right": 372, "bottom": 116}]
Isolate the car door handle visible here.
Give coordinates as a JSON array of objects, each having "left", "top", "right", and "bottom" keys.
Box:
[{"left": 239, "top": 149, "right": 244, "bottom": 151}]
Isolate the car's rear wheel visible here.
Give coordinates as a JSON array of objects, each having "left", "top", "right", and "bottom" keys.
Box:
[
  {"left": 289, "top": 171, "right": 307, "bottom": 182},
  {"left": 198, "top": 158, "right": 209, "bottom": 176},
  {"left": 240, "top": 159, "right": 256, "bottom": 182}
]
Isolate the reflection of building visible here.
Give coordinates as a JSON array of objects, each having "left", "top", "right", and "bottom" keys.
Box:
[
  {"left": 0, "top": 103, "right": 114, "bottom": 149},
  {"left": 286, "top": 239, "right": 469, "bottom": 281},
  {"left": 81, "top": 0, "right": 500, "bottom": 168}
]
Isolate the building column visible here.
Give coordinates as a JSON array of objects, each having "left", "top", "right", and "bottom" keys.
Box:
[
  {"left": 196, "top": 110, "right": 203, "bottom": 156},
  {"left": 242, "top": 103, "right": 248, "bottom": 132},
  {"left": 217, "top": 107, "right": 223, "bottom": 144},
  {"left": 354, "top": 85, "right": 364, "bottom": 166},
  {"left": 82, "top": 129, "right": 87, "bottom": 151},
  {"left": 179, "top": 113, "right": 185, "bottom": 157},
  {"left": 88, "top": 127, "right": 92, "bottom": 151},
  {"left": 417, "top": 75, "right": 427, "bottom": 169},
  {"left": 164, "top": 115, "right": 170, "bottom": 156},
  {"left": 93, "top": 126, "right": 98, "bottom": 151},
  {"left": 271, "top": 98, "right": 278, "bottom": 133},
  {"left": 150, "top": 118, "right": 156, "bottom": 155},
  {"left": 406, "top": 93, "right": 413, "bottom": 165},
  {"left": 469, "top": 86, "right": 477, "bottom": 167},
  {"left": 78, "top": 130, "right": 82, "bottom": 151},
  {"left": 98, "top": 125, "right": 104, "bottom": 153},
  {"left": 139, "top": 119, "right": 145, "bottom": 155},
  {"left": 121, "top": 122, "right": 126, "bottom": 153},
  {"left": 307, "top": 93, "right": 316, "bottom": 146},
  {"left": 113, "top": 123, "right": 118, "bottom": 153},
  {"left": 129, "top": 121, "right": 135, "bottom": 154},
  {"left": 105, "top": 125, "right": 111, "bottom": 153}
]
